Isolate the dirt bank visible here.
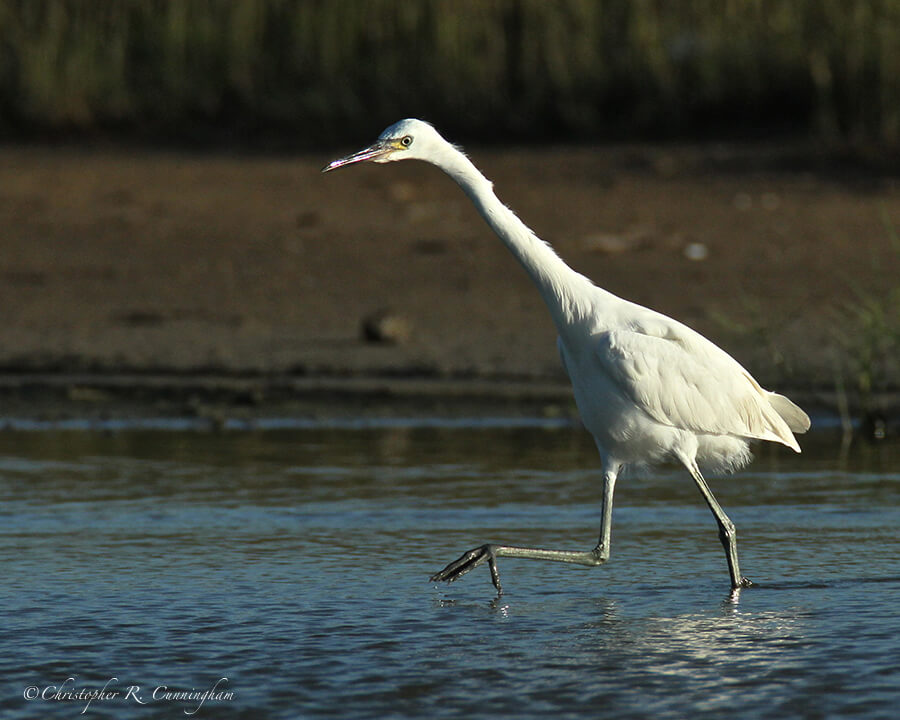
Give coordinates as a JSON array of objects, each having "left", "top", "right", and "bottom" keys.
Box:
[{"left": 2, "top": 142, "right": 898, "bottom": 419}]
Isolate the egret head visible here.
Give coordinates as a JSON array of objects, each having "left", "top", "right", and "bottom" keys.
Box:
[{"left": 322, "top": 119, "right": 446, "bottom": 172}]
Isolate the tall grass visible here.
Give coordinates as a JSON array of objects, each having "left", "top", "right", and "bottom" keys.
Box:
[
  {"left": 1, "top": 0, "right": 898, "bottom": 146},
  {"left": 832, "top": 207, "right": 900, "bottom": 421}
]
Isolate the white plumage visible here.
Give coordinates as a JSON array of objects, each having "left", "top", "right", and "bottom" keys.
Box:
[{"left": 324, "top": 119, "right": 810, "bottom": 594}]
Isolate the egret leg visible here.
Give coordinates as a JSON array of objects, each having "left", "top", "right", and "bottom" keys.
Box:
[
  {"left": 430, "top": 467, "right": 619, "bottom": 595},
  {"left": 684, "top": 460, "right": 752, "bottom": 590}
]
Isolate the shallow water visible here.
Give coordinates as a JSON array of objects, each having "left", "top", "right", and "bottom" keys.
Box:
[{"left": 1, "top": 421, "right": 898, "bottom": 719}]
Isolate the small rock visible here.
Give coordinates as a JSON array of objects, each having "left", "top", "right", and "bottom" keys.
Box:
[
  {"left": 295, "top": 210, "right": 319, "bottom": 228},
  {"left": 683, "top": 242, "right": 709, "bottom": 261},
  {"left": 413, "top": 238, "right": 447, "bottom": 255},
  {"left": 389, "top": 182, "right": 417, "bottom": 202},
  {"left": 283, "top": 237, "right": 303, "bottom": 255},
  {"left": 361, "top": 309, "right": 412, "bottom": 344},
  {"left": 582, "top": 233, "right": 641, "bottom": 255},
  {"left": 732, "top": 192, "right": 753, "bottom": 211},
  {"left": 405, "top": 201, "right": 442, "bottom": 223},
  {"left": 761, "top": 192, "right": 781, "bottom": 211}
]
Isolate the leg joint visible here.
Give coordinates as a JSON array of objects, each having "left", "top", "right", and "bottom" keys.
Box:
[
  {"left": 589, "top": 545, "right": 609, "bottom": 566},
  {"left": 719, "top": 519, "right": 737, "bottom": 542}
]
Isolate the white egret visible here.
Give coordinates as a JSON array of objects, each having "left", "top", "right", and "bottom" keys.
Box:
[{"left": 323, "top": 119, "right": 810, "bottom": 594}]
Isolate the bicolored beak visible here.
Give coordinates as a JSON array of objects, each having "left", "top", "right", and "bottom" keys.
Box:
[{"left": 322, "top": 140, "right": 395, "bottom": 173}]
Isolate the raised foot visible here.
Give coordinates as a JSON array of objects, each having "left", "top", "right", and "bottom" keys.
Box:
[
  {"left": 430, "top": 544, "right": 503, "bottom": 594},
  {"left": 735, "top": 576, "right": 754, "bottom": 589}
]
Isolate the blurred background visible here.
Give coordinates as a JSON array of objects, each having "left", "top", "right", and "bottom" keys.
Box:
[
  {"left": 2, "top": 0, "right": 900, "bottom": 147},
  {"left": 0, "top": 0, "right": 898, "bottom": 422}
]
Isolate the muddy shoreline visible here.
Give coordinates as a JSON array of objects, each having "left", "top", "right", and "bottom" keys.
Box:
[
  {"left": 2, "top": 142, "right": 898, "bottom": 425},
  {"left": 0, "top": 372, "right": 887, "bottom": 435}
]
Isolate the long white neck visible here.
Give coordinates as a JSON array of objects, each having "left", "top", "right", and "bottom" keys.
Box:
[{"left": 432, "top": 145, "right": 599, "bottom": 331}]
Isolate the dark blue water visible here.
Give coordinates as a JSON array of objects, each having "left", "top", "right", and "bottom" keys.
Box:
[{"left": 0, "top": 422, "right": 897, "bottom": 719}]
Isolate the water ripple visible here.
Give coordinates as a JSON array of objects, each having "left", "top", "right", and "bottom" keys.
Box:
[{"left": 1, "top": 426, "right": 898, "bottom": 719}]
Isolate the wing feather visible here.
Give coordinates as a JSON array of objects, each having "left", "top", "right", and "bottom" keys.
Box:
[{"left": 594, "top": 325, "right": 803, "bottom": 451}]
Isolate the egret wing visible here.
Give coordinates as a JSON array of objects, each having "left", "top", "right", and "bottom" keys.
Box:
[{"left": 594, "top": 327, "right": 801, "bottom": 450}]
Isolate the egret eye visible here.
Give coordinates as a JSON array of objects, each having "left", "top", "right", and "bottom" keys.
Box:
[{"left": 400, "top": 136, "right": 413, "bottom": 147}]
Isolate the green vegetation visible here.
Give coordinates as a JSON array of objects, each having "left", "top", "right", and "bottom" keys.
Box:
[
  {"left": 0, "top": 0, "right": 898, "bottom": 146},
  {"left": 832, "top": 208, "right": 900, "bottom": 420}
]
